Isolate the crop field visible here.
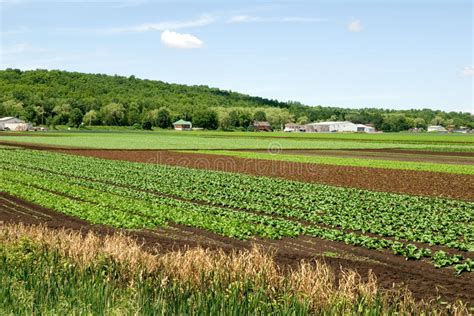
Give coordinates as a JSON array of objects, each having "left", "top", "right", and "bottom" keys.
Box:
[
  {"left": 1, "top": 131, "right": 474, "bottom": 312},
  {"left": 1, "top": 130, "right": 474, "bottom": 151},
  {"left": 198, "top": 149, "right": 474, "bottom": 174}
]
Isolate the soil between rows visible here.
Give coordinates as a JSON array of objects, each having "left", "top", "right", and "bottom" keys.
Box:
[{"left": 0, "top": 192, "right": 473, "bottom": 306}]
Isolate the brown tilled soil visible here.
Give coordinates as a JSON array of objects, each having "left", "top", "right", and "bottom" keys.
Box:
[
  {"left": 1, "top": 192, "right": 473, "bottom": 305},
  {"left": 239, "top": 149, "right": 474, "bottom": 165},
  {"left": 44, "top": 148, "right": 474, "bottom": 201}
]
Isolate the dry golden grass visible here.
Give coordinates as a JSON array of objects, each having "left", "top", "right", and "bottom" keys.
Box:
[{"left": 0, "top": 223, "right": 470, "bottom": 314}]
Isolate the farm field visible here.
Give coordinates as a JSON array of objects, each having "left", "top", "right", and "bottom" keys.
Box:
[
  {"left": 198, "top": 149, "right": 474, "bottom": 174},
  {"left": 1, "top": 130, "right": 474, "bottom": 151},
  {"left": 1, "top": 132, "right": 474, "bottom": 313}
]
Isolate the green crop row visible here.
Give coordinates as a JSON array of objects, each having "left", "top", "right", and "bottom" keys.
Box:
[{"left": 196, "top": 150, "right": 474, "bottom": 175}]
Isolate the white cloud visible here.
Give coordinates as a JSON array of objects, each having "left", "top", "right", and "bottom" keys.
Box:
[
  {"left": 460, "top": 66, "right": 474, "bottom": 77},
  {"left": 348, "top": 19, "right": 363, "bottom": 32},
  {"left": 100, "top": 15, "right": 214, "bottom": 34},
  {"left": 160, "top": 30, "right": 203, "bottom": 49},
  {"left": 229, "top": 15, "right": 327, "bottom": 23}
]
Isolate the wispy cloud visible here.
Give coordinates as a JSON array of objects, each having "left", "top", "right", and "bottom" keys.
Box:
[
  {"left": 460, "top": 66, "right": 474, "bottom": 77},
  {"left": 160, "top": 30, "right": 203, "bottom": 49},
  {"left": 229, "top": 15, "right": 327, "bottom": 23},
  {"left": 348, "top": 19, "right": 363, "bottom": 32},
  {"left": 1, "top": 26, "right": 31, "bottom": 36},
  {"left": 1, "top": 48, "right": 131, "bottom": 70},
  {"left": 112, "top": 0, "right": 150, "bottom": 9},
  {"left": 99, "top": 15, "right": 214, "bottom": 34},
  {"left": 0, "top": 43, "right": 47, "bottom": 55}
]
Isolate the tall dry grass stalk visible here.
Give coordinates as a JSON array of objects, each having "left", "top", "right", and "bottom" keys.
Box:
[{"left": 0, "top": 223, "right": 469, "bottom": 314}]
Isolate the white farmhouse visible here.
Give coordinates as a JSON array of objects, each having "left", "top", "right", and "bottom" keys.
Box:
[
  {"left": 0, "top": 117, "right": 32, "bottom": 131},
  {"left": 427, "top": 125, "right": 447, "bottom": 132},
  {"left": 305, "top": 121, "right": 357, "bottom": 133}
]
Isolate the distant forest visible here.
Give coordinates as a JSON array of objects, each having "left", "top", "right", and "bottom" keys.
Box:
[{"left": 0, "top": 69, "right": 472, "bottom": 131}]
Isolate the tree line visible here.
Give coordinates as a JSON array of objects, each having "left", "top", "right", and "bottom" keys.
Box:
[{"left": 0, "top": 69, "right": 472, "bottom": 132}]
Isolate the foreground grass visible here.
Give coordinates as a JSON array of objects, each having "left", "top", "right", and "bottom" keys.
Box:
[
  {"left": 0, "top": 224, "right": 470, "bottom": 315},
  {"left": 198, "top": 150, "right": 474, "bottom": 175}
]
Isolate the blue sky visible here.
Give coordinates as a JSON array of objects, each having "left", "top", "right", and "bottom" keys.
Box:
[{"left": 1, "top": 0, "right": 472, "bottom": 112}]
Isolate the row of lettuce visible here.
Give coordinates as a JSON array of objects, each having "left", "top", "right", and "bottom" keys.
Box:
[
  {"left": 196, "top": 150, "right": 474, "bottom": 175},
  {"left": 0, "top": 148, "right": 473, "bottom": 273}
]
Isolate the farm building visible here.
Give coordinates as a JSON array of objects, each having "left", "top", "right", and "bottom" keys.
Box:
[
  {"left": 173, "top": 119, "right": 192, "bottom": 131},
  {"left": 0, "top": 117, "right": 32, "bottom": 131},
  {"left": 284, "top": 123, "right": 306, "bottom": 132},
  {"left": 305, "top": 121, "right": 357, "bottom": 133},
  {"left": 452, "top": 127, "right": 470, "bottom": 133},
  {"left": 252, "top": 121, "right": 272, "bottom": 132},
  {"left": 356, "top": 124, "right": 376, "bottom": 133},
  {"left": 427, "top": 125, "right": 447, "bottom": 132}
]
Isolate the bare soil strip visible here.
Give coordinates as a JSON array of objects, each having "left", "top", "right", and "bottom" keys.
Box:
[
  {"left": 1, "top": 192, "right": 473, "bottom": 305},
  {"left": 46, "top": 148, "right": 474, "bottom": 201}
]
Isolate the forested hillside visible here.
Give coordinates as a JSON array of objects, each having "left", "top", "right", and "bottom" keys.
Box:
[{"left": 0, "top": 69, "right": 472, "bottom": 131}]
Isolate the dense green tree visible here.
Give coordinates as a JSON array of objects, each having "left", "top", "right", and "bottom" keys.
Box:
[
  {"left": 413, "top": 118, "right": 427, "bottom": 129},
  {"left": 141, "top": 119, "right": 152, "bottom": 130},
  {"left": 380, "top": 114, "right": 410, "bottom": 132},
  {"left": 253, "top": 110, "right": 267, "bottom": 121},
  {"left": 83, "top": 110, "right": 98, "bottom": 126},
  {"left": 2, "top": 99, "right": 24, "bottom": 118},
  {"left": 431, "top": 116, "right": 445, "bottom": 126},
  {"left": 297, "top": 116, "right": 309, "bottom": 124},
  {"left": 155, "top": 108, "right": 172, "bottom": 129},
  {"left": 35, "top": 106, "right": 45, "bottom": 125},
  {"left": 52, "top": 103, "right": 71, "bottom": 125},
  {"left": 68, "top": 108, "right": 83, "bottom": 127},
  {"left": 192, "top": 109, "right": 218, "bottom": 129},
  {"left": 101, "top": 103, "right": 125, "bottom": 125}
]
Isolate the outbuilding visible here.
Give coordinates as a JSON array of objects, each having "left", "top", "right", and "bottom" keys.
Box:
[
  {"left": 0, "top": 117, "right": 32, "bottom": 131},
  {"left": 173, "top": 119, "right": 192, "bottom": 131},
  {"left": 284, "top": 123, "right": 306, "bottom": 132},
  {"left": 305, "top": 121, "right": 357, "bottom": 133},
  {"left": 252, "top": 121, "right": 272, "bottom": 132},
  {"left": 427, "top": 125, "right": 447, "bottom": 132},
  {"left": 356, "top": 124, "right": 376, "bottom": 133}
]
